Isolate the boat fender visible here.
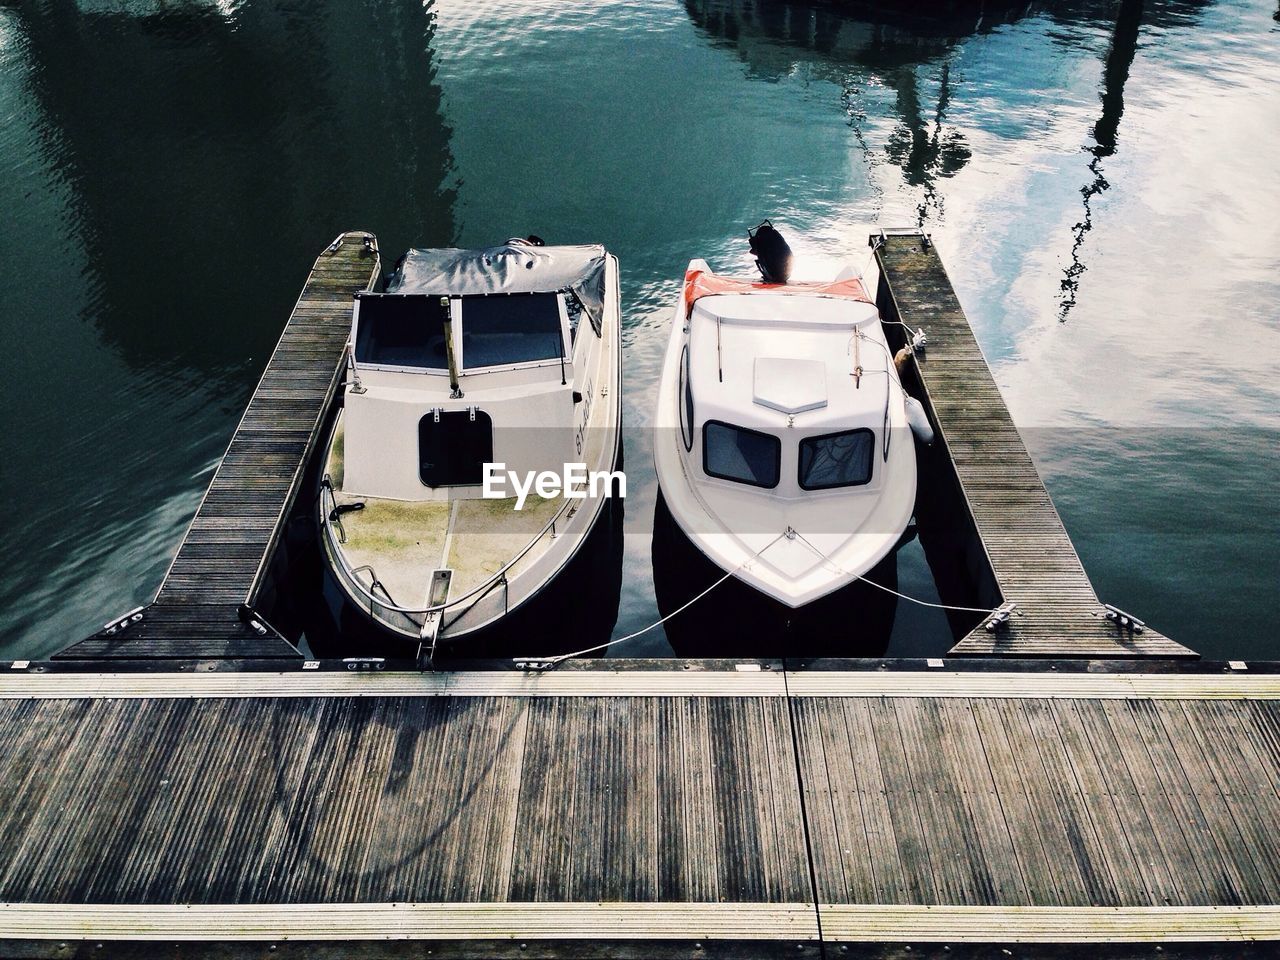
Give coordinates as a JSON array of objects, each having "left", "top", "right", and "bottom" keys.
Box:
[{"left": 904, "top": 395, "right": 934, "bottom": 445}]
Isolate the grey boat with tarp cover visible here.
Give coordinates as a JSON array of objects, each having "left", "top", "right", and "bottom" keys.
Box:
[{"left": 318, "top": 239, "right": 622, "bottom": 658}]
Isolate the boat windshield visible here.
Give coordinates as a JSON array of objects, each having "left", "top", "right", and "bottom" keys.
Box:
[
  {"left": 354, "top": 294, "right": 447, "bottom": 369},
  {"left": 703, "top": 420, "right": 780, "bottom": 488},
  {"left": 798, "top": 429, "right": 874, "bottom": 490},
  {"left": 460, "top": 292, "right": 564, "bottom": 369}
]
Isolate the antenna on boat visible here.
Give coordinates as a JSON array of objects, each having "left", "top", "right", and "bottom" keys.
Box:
[
  {"left": 716, "top": 315, "right": 723, "bottom": 383},
  {"left": 440, "top": 296, "right": 463, "bottom": 399}
]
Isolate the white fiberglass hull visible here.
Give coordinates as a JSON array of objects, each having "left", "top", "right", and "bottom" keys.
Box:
[
  {"left": 320, "top": 254, "right": 623, "bottom": 646},
  {"left": 654, "top": 280, "right": 916, "bottom": 609}
]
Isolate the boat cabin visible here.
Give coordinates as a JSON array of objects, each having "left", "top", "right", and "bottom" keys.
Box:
[
  {"left": 678, "top": 291, "right": 898, "bottom": 500},
  {"left": 341, "top": 244, "right": 607, "bottom": 502}
]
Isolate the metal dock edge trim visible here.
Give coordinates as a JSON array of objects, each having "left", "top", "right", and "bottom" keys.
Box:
[
  {"left": 0, "top": 902, "right": 819, "bottom": 941},
  {"left": 1, "top": 670, "right": 1278, "bottom": 699},
  {"left": 818, "top": 904, "right": 1280, "bottom": 943},
  {"left": 2, "top": 903, "right": 1276, "bottom": 943}
]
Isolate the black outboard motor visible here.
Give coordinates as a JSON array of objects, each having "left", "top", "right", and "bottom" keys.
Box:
[{"left": 749, "top": 220, "right": 793, "bottom": 284}]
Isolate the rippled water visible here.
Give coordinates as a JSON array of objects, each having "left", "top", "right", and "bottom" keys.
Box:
[{"left": 1, "top": 0, "right": 1276, "bottom": 661}]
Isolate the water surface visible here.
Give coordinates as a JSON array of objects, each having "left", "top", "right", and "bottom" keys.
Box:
[{"left": 2, "top": 0, "right": 1276, "bottom": 660}]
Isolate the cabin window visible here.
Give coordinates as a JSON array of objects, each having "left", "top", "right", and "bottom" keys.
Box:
[
  {"left": 703, "top": 421, "right": 780, "bottom": 489},
  {"left": 678, "top": 345, "right": 694, "bottom": 452},
  {"left": 460, "top": 293, "right": 564, "bottom": 369},
  {"left": 798, "top": 428, "right": 874, "bottom": 490},
  {"left": 419, "top": 411, "right": 493, "bottom": 487},
  {"left": 354, "top": 295, "right": 448, "bottom": 369}
]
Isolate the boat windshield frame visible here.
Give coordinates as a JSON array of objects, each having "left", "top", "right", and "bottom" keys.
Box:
[
  {"left": 350, "top": 291, "right": 570, "bottom": 377},
  {"left": 797, "top": 427, "right": 875, "bottom": 491},
  {"left": 701, "top": 419, "right": 781, "bottom": 489}
]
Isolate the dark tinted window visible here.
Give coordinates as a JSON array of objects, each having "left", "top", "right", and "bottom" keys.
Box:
[
  {"left": 799, "top": 429, "right": 874, "bottom": 490},
  {"left": 419, "top": 411, "right": 493, "bottom": 487},
  {"left": 354, "top": 294, "right": 447, "bottom": 368},
  {"left": 703, "top": 421, "right": 780, "bottom": 488},
  {"left": 461, "top": 293, "right": 563, "bottom": 369},
  {"left": 679, "top": 345, "right": 694, "bottom": 452}
]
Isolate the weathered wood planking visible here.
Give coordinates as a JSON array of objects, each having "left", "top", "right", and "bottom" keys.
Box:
[
  {"left": 794, "top": 694, "right": 1280, "bottom": 914},
  {"left": 872, "top": 232, "right": 1194, "bottom": 658},
  {"left": 0, "top": 680, "right": 1277, "bottom": 954},
  {"left": 0, "top": 695, "right": 811, "bottom": 907},
  {"left": 57, "top": 232, "right": 380, "bottom": 661}
]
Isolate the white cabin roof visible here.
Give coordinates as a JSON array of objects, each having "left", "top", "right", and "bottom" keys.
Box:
[{"left": 689, "top": 293, "right": 891, "bottom": 434}]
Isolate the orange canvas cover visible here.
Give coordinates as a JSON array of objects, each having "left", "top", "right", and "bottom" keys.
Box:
[{"left": 682, "top": 268, "right": 871, "bottom": 318}]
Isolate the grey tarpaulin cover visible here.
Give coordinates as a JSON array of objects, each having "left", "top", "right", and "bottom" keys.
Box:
[{"left": 387, "top": 243, "right": 608, "bottom": 336}]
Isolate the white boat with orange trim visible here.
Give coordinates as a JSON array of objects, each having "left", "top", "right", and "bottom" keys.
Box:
[{"left": 654, "top": 223, "right": 918, "bottom": 609}]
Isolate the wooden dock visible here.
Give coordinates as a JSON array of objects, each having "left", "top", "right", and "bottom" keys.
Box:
[
  {"left": 55, "top": 232, "right": 380, "bottom": 662},
  {"left": 872, "top": 231, "right": 1194, "bottom": 659},
  {"left": 0, "top": 667, "right": 1278, "bottom": 957},
  {"left": 1, "top": 232, "right": 1273, "bottom": 958}
]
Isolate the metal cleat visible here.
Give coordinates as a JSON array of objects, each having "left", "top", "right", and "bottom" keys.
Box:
[
  {"left": 1103, "top": 604, "right": 1145, "bottom": 634},
  {"left": 983, "top": 601, "right": 1018, "bottom": 632}
]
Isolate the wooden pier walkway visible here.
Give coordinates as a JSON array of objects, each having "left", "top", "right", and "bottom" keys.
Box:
[
  {"left": 0, "top": 666, "right": 1277, "bottom": 957},
  {"left": 872, "top": 231, "right": 1194, "bottom": 659},
  {"left": 56, "top": 232, "right": 380, "bottom": 662}
]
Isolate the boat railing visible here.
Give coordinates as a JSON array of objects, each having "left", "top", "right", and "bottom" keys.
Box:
[{"left": 319, "top": 475, "right": 578, "bottom": 628}]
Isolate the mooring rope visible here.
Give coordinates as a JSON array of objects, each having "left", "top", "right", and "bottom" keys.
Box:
[
  {"left": 515, "top": 530, "right": 790, "bottom": 669},
  {"left": 788, "top": 528, "right": 1004, "bottom": 616}
]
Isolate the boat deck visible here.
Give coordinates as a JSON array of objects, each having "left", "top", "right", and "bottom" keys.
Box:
[{"left": 324, "top": 417, "right": 562, "bottom": 611}]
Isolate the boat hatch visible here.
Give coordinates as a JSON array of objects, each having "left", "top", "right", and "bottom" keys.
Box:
[{"left": 752, "top": 357, "right": 827, "bottom": 414}]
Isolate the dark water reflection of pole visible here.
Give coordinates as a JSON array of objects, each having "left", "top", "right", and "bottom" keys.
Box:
[
  {"left": 1059, "top": 0, "right": 1143, "bottom": 321},
  {"left": 683, "top": 0, "right": 988, "bottom": 226}
]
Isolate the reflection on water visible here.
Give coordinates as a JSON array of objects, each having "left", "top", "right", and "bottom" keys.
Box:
[
  {"left": 1, "top": 0, "right": 1276, "bottom": 660},
  {"left": 685, "top": 0, "right": 995, "bottom": 226},
  {"left": 1, "top": 0, "right": 455, "bottom": 656},
  {"left": 1060, "top": 0, "right": 1144, "bottom": 319}
]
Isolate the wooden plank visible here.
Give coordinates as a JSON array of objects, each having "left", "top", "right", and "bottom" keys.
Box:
[
  {"left": 1141, "top": 700, "right": 1266, "bottom": 905},
  {"left": 865, "top": 698, "right": 939, "bottom": 904},
  {"left": 929, "top": 698, "right": 1028, "bottom": 904},
  {"left": 1, "top": 687, "right": 1278, "bottom": 953},
  {"left": 1178, "top": 700, "right": 1280, "bottom": 900},
  {"left": 1053, "top": 699, "right": 1176, "bottom": 904},
  {"left": 840, "top": 698, "right": 910, "bottom": 904},
  {"left": 790, "top": 698, "right": 847, "bottom": 904},
  {"left": 892, "top": 697, "right": 994, "bottom": 904}
]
